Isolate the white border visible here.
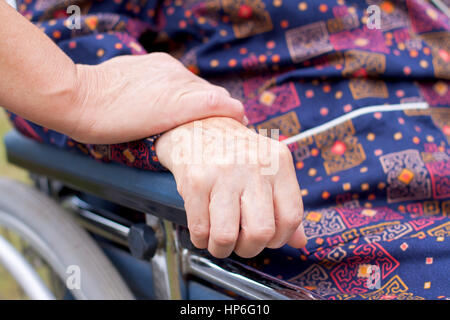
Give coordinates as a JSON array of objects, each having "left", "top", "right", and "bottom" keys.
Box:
[{"left": 5, "top": 0, "right": 17, "bottom": 10}]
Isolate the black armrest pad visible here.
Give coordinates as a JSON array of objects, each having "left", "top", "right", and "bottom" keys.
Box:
[{"left": 4, "top": 130, "right": 187, "bottom": 226}]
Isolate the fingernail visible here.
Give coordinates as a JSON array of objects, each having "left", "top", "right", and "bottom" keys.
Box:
[{"left": 243, "top": 115, "right": 249, "bottom": 126}]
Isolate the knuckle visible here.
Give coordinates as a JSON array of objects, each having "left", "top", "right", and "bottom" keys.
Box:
[
  {"left": 212, "top": 231, "right": 237, "bottom": 247},
  {"left": 247, "top": 226, "right": 275, "bottom": 244},
  {"left": 285, "top": 212, "right": 303, "bottom": 228},
  {"left": 188, "top": 180, "right": 202, "bottom": 193},
  {"left": 149, "top": 52, "right": 185, "bottom": 70},
  {"left": 185, "top": 171, "right": 206, "bottom": 191},
  {"left": 189, "top": 223, "right": 210, "bottom": 240},
  {"left": 281, "top": 197, "right": 304, "bottom": 229},
  {"left": 230, "top": 98, "right": 245, "bottom": 114},
  {"left": 212, "top": 85, "right": 230, "bottom": 97},
  {"left": 204, "top": 91, "right": 222, "bottom": 109}
]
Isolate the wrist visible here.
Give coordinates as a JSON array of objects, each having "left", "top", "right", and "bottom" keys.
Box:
[
  {"left": 64, "top": 64, "right": 99, "bottom": 142},
  {"left": 154, "top": 131, "right": 175, "bottom": 171},
  {"left": 154, "top": 124, "right": 194, "bottom": 175}
]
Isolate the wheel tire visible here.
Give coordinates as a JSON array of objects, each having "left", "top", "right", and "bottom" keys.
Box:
[{"left": 0, "top": 177, "right": 134, "bottom": 299}]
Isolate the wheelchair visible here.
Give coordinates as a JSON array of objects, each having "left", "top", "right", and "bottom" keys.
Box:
[{"left": 0, "top": 129, "right": 323, "bottom": 300}]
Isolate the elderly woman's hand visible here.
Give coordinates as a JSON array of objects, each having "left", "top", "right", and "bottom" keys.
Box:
[
  {"left": 70, "top": 53, "right": 246, "bottom": 144},
  {"left": 155, "top": 117, "right": 307, "bottom": 258}
]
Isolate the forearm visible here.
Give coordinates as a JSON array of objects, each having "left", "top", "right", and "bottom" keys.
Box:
[
  {"left": 1, "top": 1, "right": 245, "bottom": 145},
  {"left": 0, "top": 0, "right": 80, "bottom": 135}
]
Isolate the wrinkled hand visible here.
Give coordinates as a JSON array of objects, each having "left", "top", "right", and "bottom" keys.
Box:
[
  {"left": 155, "top": 117, "right": 307, "bottom": 258},
  {"left": 70, "top": 53, "right": 246, "bottom": 144}
]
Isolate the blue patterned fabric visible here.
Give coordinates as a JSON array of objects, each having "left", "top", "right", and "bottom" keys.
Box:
[{"left": 7, "top": 0, "right": 450, "bottom": 299}]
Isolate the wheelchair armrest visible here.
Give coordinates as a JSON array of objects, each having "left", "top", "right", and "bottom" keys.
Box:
[{"left": 4, "top": 129, "right": 187, "bottom": 226}]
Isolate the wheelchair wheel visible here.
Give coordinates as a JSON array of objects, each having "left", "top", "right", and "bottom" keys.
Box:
[{"left": 0, "top": 177, "right": 134, "bottom": 299}]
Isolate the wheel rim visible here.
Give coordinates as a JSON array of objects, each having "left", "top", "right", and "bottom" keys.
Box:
[{"left": 0, "top": 212, "right": 73, "bottom": 300}]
